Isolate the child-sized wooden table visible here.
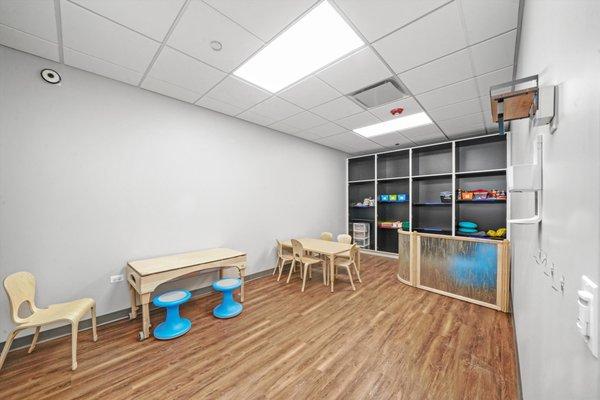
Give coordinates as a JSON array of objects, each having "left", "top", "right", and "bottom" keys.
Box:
[{"left": 127, "top": 248, "right": 247, "bottom": 340}]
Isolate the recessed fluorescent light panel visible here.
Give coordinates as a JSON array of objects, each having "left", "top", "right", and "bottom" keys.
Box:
[
  {"left": 354, "top": 112, "right": 433, "bottom": 138},
  {"left": 233, "top": 1, "right": 364, "bottom": 93}
]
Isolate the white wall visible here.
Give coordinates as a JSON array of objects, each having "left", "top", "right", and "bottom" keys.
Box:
[
  {"left": 0, "top": 46, "right": 347, "bottom": 337},
  {"left": 510, "top": 1, "right": 600, "bottom": 399}
]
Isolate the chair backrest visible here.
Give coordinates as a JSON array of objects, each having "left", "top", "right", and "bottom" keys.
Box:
[
  {"left": 291, "top": 239, "right": 304, "bottom": 260},
  {"left": 337, "top": 234, "right": 352, "bottom": 244},
  {"left": 3, "top": 271, "right": 38, "bottom": 324},
  {"left": 320, "top": 232, "right": 333, "bottom": 241},
  {"left": 276, "top": 239, "right": 283, "bottom": 257}
]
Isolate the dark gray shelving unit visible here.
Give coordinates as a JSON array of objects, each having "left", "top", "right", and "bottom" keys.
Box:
[
  {"left": 346, "top": 134, "right": 509, "bottom": 255},
  {"left": 455, "top": 135, "right": 507, "bottom": 234},
  {"left": 376, "top": 150, "right": 410, "bottom": 253},
  {"left": 348, "top": 155, "right": 376, "bottom": 250}
]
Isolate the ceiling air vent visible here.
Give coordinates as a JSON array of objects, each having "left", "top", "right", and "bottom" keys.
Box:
[{"left": 350, "top": 79, "right": 407, "bottom": 109}]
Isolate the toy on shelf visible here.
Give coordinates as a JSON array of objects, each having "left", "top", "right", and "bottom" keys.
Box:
[
  {"left": 378, "top": 193, "right": 408, "bottom": 203},
  {"left": 457, "top": 189, "right": 507, "bottom": 201},
  {"left": 457, "top": 221, "right": 486, "bottom": 237},
  {"left": 352, "top": 197, "right": 375, "bottom": 207},
  {"left": 440, "top": 191, "right": 452, "bottom": 203},
  {"left": 378, "top": 220, "right": 407, "bottom": 230},
  {"left": 487, "top": 228, "right": 507, "bottom": 238}
]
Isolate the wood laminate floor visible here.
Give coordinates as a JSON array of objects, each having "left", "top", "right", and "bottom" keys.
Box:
[{"left": 0, "top": 254, "right": 518, "bottom": 400}]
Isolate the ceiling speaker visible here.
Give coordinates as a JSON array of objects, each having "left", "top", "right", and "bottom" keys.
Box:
[{"left": 41, "top": 69, "right": 61, "bottom": 84}]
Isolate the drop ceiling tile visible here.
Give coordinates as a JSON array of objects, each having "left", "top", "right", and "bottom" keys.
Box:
[
  {"left": 475, "top": 65, "right": 513, "bottom": 97},
  {"left": 237, "top": 109, "right": 277, "bottom": 126},
  {"left": 416, "top": 78, "right": 479, "bottom": 110},
  {"left": 303, "top": 122, "right": 347, "bottom": 138},
  {"left": 317, "top": 47, "right": 390, "bottom": 94},
  {"left": 428, "top": 97, "right": 482, "bottom": 122},
  {"left": 335, "top": 0, "right": 449, "bottom": 42},
  {"left": 398, "top": 49, "right": 474, "bottom": 95},
  {"left": 0, "top": 0, "right": 57, "bottom": 42},
  {"left": 167, "top": 0, "right": 263, "bottom": 72},
  {"left": 315, "top": 141, "right": 353, "bottom": 153},
  {"left": 70, "top": 0, "right": 185, "bottom": 41},
  {"left": 369, "top": 132, "right": 414, "bottom": 148},
  {"left": 277, "top": 111, "right": 328, "bottom": 131},
  {"left": 470, "top": 30, "right": 516, "bottom": 76},
  {"left": 310, "top": 96, "right": 364, "bottom": 120},
  {"left": 142, "top": 77, "right": 202, "bottom": 103},
  {"left": 146, "top": 47, "right": 226, "bottom": 96},
  {"left": 369, "top": 97, "right": 423, "bottom": 121},
  {"left": 279, "top": 76, "right": 340, "bottom": 109},
  {"left": 246, "top": 96, "right": 303, "bottom": 122},
  {"left": 203, "top": 0, "right": 315, "bottom": 42},
  {"left": 0, "top": 24, "right": 59, "bottom": 62},
  {"left": 203, "top": 76, "right": 270, "bottom": 110},
  {"left": 460, "top": 0, "right": 519, "bottom": 44},
  {"left": 289, "top": 130, "right": 324, "bottom": 142},
  {"left": 64, "top": 47, "right": 143, "bottom": 85},
  {"left": 196, "top": 95, "right": 244, "bottom": 116},
  {"left": 438, "top": 112, "right": 485, "bottom": 137},
  {"left": 402, "top": 124, "right": 447, "bottom": 144},
  {"left": 317, "top": 131, "right": 384, "bottom": 153},
  {"left": 61, "top": 0, "right": 160, "bottom": 72},
  {"left": 373, "top": 2, "right": 467, "bottom": 73},
  {"left": 269, "top": 120, "right": 303, "bottom": 134},
  {"left": 336, "top": 111, "right": 380, "bottom": 130}
]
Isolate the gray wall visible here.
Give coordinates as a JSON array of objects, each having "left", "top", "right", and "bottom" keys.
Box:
[
  {"left": 0, "top": 46, "right": 347, "bottom": 337},
  {"left": 510, "top": 1, "right": 600, "bottom": 399}
]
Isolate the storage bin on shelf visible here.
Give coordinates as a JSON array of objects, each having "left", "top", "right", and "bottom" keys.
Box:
[
  {"left": 352, "top": 222, "right": 370, "bottom": 248},
  {"left": 354, "top": 237, "right": 370, "bottom": 249}
]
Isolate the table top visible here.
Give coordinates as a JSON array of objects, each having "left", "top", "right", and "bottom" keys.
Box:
[
  {"left": 128, "top": 248, "right": 246, "bottom": 276},
  {"left": 280, "top": 238, "right": 352, "bottom": 256}
]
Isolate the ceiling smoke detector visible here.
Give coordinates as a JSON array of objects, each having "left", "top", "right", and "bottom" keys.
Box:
[
  {"left": 210, "top": 40, "right": 223, "bottom": 51},
  {"left": 350, "top": 79, "right": 407, "bottom": 109}
]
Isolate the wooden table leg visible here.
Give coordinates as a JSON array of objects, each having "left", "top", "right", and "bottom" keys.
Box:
[
  {"left": 329, "top": 254, "right": 335, "bottom": 293},
  {"left": 140, "top": 293, "right": 151, "bottom": 340},
  {"left": 129, "top": 285, "right": 138, "bottom": 320}
]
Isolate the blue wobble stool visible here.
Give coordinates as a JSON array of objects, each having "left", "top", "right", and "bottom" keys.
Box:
[
  {"left": 152, "top": 290, "right": 192, "bottom": 340},
  {"left": 212, "top": 278, "right": 243, "bottom": 319}
]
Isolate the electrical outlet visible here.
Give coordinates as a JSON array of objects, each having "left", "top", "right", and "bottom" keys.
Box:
[{"left": 110, "top": 274, "right": 124, "bottom": 283}]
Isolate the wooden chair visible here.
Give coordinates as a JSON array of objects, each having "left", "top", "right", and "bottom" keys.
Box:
[
  {"left": 273, "top": 240, "right": 294, "bottom": 281},
  {"left": 336, "top": 234, "right": 352, "bottom": 263},
  {"left": 337, "top": 234, "right": 352, "bottom": 244},
  {"left": 287, "top": 239, "right": 327, "bottom": 292},
  {"left": 333, "top": 245, "right": 362, "bottom": 291},
  {"left": 320, "top": 232, "right": 333, "bottom": 241},
  {"left": 1, "top": 271, "right": 98, "bottom": 371}
]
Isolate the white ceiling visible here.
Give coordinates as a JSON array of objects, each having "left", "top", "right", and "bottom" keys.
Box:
[{"left": 0, "top": 0, "right": 519, "bottom": 154}]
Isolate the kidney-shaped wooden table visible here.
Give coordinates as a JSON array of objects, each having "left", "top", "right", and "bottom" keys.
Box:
[{"left": 280, "top": 238, "right": 359, "bottom": 292}]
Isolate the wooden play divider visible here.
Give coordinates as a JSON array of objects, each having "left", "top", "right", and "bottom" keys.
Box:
[{"left": 397, "top": 231, "right": 510, "bottom": 312}]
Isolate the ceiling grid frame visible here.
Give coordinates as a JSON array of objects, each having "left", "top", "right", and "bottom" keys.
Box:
[{"left": 0, "top": 0, "right": 520, "bottom": 154}]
